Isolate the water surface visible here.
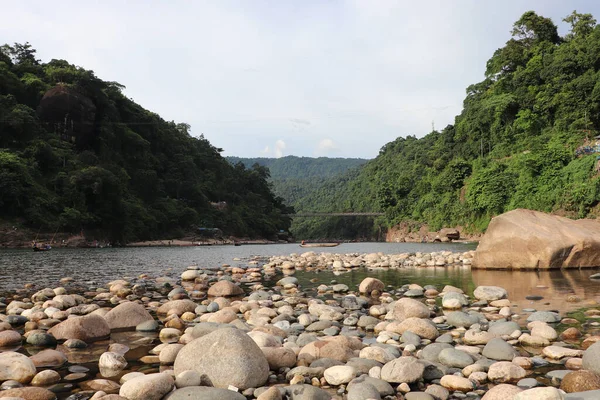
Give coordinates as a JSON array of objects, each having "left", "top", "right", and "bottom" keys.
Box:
[{"left": 1, "top": 242, "right": 599, "bottom": 317}]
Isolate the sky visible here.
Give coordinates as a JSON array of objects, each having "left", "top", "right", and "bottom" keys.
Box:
[{"left": 3, "top": 1, "right": 600, "bottom": 159}]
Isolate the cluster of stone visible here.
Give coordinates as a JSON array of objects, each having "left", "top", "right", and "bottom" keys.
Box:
[
  {"left": 264, "top": 251, "right": 475, "bottom": 271},
  {"left": 0, "top": 258, "right": 600, "bottom": 399}
]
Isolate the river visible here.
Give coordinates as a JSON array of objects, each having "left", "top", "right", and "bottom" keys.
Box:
[{"left": 1, "top": 242, "right": 599, "bottom": 318}]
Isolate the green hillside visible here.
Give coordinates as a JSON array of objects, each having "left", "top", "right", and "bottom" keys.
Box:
[
  {"left": 0, "top": 43, "right": 291, "bottom": 242},
  {"left": 226, "top": 156, "right": 366, "bottom": 205},
  {"left": 296, "top": 11, "right": 600, "bottom": 238}
]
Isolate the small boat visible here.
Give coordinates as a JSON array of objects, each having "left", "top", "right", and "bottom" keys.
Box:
[
  {"left": 33, "top": 244, "right": 51, "bottom": 252},
  {"left": 299, "top": 242, "right": 340, "bottom": 248}
]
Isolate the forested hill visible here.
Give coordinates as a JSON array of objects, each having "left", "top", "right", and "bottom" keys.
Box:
[
  {"left": 295, "top": 11, "right": 600, "bottom": 239},
  {"left": 226, "top": 156, "right": 366, "bottom": 205},
  {"left": 0, "top": 43, "right": 292, "bottom": 242},
  {"left": 226, "top": 156, "right": 366, "bottom": 180}
]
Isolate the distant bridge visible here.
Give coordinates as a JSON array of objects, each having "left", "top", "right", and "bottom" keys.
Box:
[{"left": 284, "top": 212, "right": 385, "bottom": 217}]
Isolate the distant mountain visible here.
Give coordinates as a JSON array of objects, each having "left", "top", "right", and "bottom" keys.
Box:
[
  {"left": 226, "top": 156, "right": 367, "bottom": 181},
  {"left": 226, "top": 156, "right": 368, "bottom": 238}
]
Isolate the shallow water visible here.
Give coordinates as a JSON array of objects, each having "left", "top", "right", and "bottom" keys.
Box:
[{"left": 1, "top": 242, "right": 600, "bottom": 317}]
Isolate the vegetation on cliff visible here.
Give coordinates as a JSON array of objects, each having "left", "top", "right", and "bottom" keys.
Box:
[
  {"left": 0, "top": 43, "right": 292, "bottom": 242},
  {"left": 292, "top": 11, "right": 600, "bottom": 238}
]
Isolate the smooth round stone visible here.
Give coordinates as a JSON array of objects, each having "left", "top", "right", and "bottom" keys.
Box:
[
  {"left": 583, "top": 342, "right": 600, "bottom": 373},
  {"left": 438, "top": 348, "right": 473, "bottom": 368},
  {"left": 482, "top": 338, "right": 517, "bottom": 361},
  {"left": 136, "top": 320, "right": 159, "bottom": 332},
  {"left": 446, "top": 311, "right": 478, "bottom": 328},
  {"left": 442, "top": 292, "right": 468, "bottom": 309},
  {"left": 436, "top": 334, "right": 454, "bottom": 344},
  {"left": 324, "top": 365, "right": 356, "bottom": 385},
  {"left": 526, "top": 311, "right": 560, "bottom": 323},
  {"left": 6, "top": 315, "right": 28, "bottom": 326},
  {"left": 159, "top": 328, "right": 181, "bottom": 343},
  {"left": 63, "top": 338, "right": 88, "bottom": 349},
  {"left": 404, "top": 289, "right": 424, "bottom": 297},
  {"left": 323, "top": 327, "right": 340, "bottom": 336},
  {"left": 0, "top": 380, "right": 23, "bottom": 390},
  {"left": 0, "top": 351, "right": 37, "bottom": 383},
  {"left": 546, "top": 369, "right": 571, "bottom": 384},
  {"left": 517, "top": 378, "right": 540, "bottom": 389},
  {"left": 421, "top": 343, "right": 453, "bottom": 362},
  {"left": 175, "top": 370, "right": 202, "bottom": 388},
  {"left": 48, "top": 382, "right": 74, "bottom": 393},
  {"left": 31, "top": 369, "right": 61, "bottom": 386},
  {"left": 64, "top": 372, "right": 87, "bottom": 382},
  {"left": 488, "top": 321, "right": 520, "bottom": 336}
]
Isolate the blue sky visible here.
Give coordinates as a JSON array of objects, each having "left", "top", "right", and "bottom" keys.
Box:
[{"left": 3, "top": 0, "right": 599, "bottom": 158}]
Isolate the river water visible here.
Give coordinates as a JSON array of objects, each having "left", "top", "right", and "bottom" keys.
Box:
[{"left": 1, "top": 242, "right": 600, "bottom": 318}]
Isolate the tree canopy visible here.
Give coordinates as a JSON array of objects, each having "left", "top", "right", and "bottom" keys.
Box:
[
  {"left": 0, "top": 43, "right": 292, "bottom": 242},
  {"left": 287, "top": 10, "right": 600, "bottom": 239}
]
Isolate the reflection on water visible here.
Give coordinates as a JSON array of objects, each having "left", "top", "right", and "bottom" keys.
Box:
[
  {"left": 1, "top": 243, "right": 599, "bottom": 318},
  {"left": 471, "top": 268, "right": 600, "bottom": 317}
]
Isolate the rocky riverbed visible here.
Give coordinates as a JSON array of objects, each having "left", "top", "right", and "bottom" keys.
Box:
[{"left": 1, "top": 250, "right": 600, "bottom": 399}]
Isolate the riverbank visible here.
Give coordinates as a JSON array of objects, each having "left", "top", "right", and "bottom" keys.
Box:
[{"left": 1, "top": 250, "right": 600, "bottom": 399}]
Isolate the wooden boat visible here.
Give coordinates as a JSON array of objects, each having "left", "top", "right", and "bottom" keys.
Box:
[
  {"left": 299, "top": 242, "right": 340, "bottom": 248},
  {"left": 33, "top": 245, "right": 51, "bottom": 252}
]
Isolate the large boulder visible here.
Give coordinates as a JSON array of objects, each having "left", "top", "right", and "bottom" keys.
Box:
[
  {"left": 48, "top": 314, "right": 110, "bottom": 342},
  {"left": 380, "top": 356, "right": 424, "bottom": 383},
  {"left": 0, "top": 351, "right": 37, "bottom": 383},
  {"left": 392, "top": 298, "right": 430, "bottom": 320},
  {"left": 473, "top": 209, "right": 600, "bottom": 269},
  {"left": 298, "top": 335, "right": 364, "bottom": 363},
  {"left": 0, "top": 387, "right": 57, "bottom": 399},
  {"left": 583, "top": 341, "right": 600, "bottom": 373},
  {"left": 104, "top": 302, "right": 154, "bottom": 330},
  {"left": 173, "top": 328, "right": 269, "bottom": 390},
  {"left": 119, "top": 372, "right": 175, "bottom": 400},
  {"left": 359, "top": 278, "right": 384, "bottom": 295},
  {"left": 157, "top": 299, "right": 197, "bottom": 316},
  {"left": 207, "top": 280, "right": 244, "bottom": 297}
]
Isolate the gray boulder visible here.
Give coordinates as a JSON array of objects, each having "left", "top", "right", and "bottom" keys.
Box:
[
  {"left": 104, "top": 302, "right": 154, "bottom": 331},
  {"left": 381, "top": 356, "right": 424, "bottom": 383},
  {"left": 583, "top": 342, "right": 600, "bottom": 374},
  {"left": 483, "top": 338, "right": 517, "bottom": 361},
  {"left": 474, "top": 286, "right": 507, "bottom": 301},
  {"left": 489, "top": 321, "right": 520, "bottom": 336},
  {"left": 173, "top": 328, "right": 269, "bottom": 390}
]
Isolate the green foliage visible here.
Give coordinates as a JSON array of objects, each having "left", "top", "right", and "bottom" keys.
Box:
[
  {"left": 0, "top": 44, "right": 291, "bottom": 241},
  {"left": 284, "top": 10, "right": 600, "bottom": 238}
]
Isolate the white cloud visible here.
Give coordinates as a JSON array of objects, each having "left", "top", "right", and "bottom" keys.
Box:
[
  {"left": 1, "top": 1, "right": 594, "bottom": 158},
  {"left": 315, "top": 138, "right": 337, "bottom": 156},
  {"left": 274, "top": 140, "right": 286, "bottom": 158},
  {"left": 260, "top": 145, "right": 270, "bottom": 155}
]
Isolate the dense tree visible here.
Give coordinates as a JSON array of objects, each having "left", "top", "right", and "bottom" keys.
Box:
[
  {"left": 0, "top": 44, "right": 291, "bottom": 242},
  {"left": 280, "top": 11, "right": 600, "bottom": 238}
]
